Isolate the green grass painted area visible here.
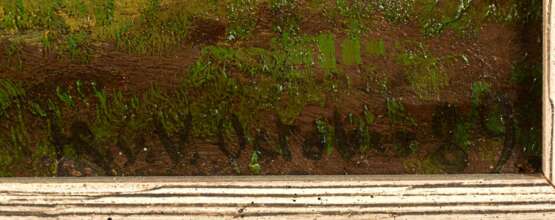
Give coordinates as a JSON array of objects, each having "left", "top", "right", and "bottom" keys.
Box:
[
  {"left": 341, "top": 36, "right": 362, "bottom": 65},
  {"left": 317, "top": 33, "right": 337, "bottom": 72},
  {"left": 397, "top": 44, "right": 447, "bottom": 100},
  {"left": 0, "top": 0, "right": 543, "bottom": 176},
  {"left": 366, "top": 38, "right": 385, "bottom": 57}
]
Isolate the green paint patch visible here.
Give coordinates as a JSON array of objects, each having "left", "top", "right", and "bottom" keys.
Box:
[
  {"left": 269, "top": 0, "right": 301, "bottom": 36},
  {"left": 274, "top": 34, "right": 314, "bottom": 65},
  {"left": 317, "top": 33, "right": 337, "bottom": 72},
  {"left": 469, "top": 81, "right": 506, "bottom": 137},
  {"left": 484, "top": 105, "right": 505, "bottom": 136},
  {"left": 65, "top": 31, "right": 91, "bottom": 63},
  {"left": 420, "top": 0, "right": 474, "bottom": 36},
  {"left": 56, "top": 87, "right": 76, "bottom": 108},
  {"left": 471, "top": 81, "right": 491, "bottom": 104},
  {"left": 375, "top": 0, "right": 414, "bottom": 24},
  {"left": 386, "top": 97, "right": 415, "bottom": 125},
  {"left": 315, "top": 118, "right": 334, "bottom": 156},
  {"left": 114, "top": 5, "right": 191, "bottom": 55},
  {"left": 341, "top": 36, "right": 362, "bottom": 65},
  {"left": 289, "top": 47, "right": 313, "bottom": 65},
  {"left": 96, "top": 0, "right": 115, "bottom": 26},
  {"left": 397, "top": 45, "right": 447, "bottom": 100},
  {"left": 0, "top": 80, "right": 25, "bottom": 117},
  {"left": 454, "top": 122, "right": 472, "bottom": 152},
  {"left": 335, "top": 0, "right": 372, "bottom": 37},
  {"left": 366, "top": 39, "right": 385, "bottom": 56},
  {"left": 248, "top": 150, "right": 262, "bottom": 174},
  {"left": 227, "top": 0, "right": 257, "bottom": 41},
  {"left": 363, "top": 105, "right": 375, "bottom": 125},
  {"left": 470, "top": 81, "right": 491, "bottom": 120}
]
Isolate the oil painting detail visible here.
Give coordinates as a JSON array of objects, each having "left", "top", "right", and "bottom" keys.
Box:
[{"left": 0, "top": 0, "right": 542, "bottom": 176}]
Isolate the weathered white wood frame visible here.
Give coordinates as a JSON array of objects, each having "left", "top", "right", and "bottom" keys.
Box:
[{"left": 0, "top": 1, "right": 554, "bottom": 219}]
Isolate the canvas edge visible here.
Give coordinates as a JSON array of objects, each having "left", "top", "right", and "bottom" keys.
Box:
[{"left": 544, "top": 0, "right": 554, "bottom": 184}]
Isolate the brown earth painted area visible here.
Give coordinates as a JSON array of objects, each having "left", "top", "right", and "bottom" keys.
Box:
[{"left": 0, "top": 0, "right": 543, "bottom": 176}]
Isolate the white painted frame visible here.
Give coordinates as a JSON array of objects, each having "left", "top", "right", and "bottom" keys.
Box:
[{"left": 0, "top": 1, "right": 554, "bottom": 219}]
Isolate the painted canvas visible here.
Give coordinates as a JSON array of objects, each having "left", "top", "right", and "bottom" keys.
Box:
[{"left": 0, "top": 0, "right": 542, "bottom": 176}]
